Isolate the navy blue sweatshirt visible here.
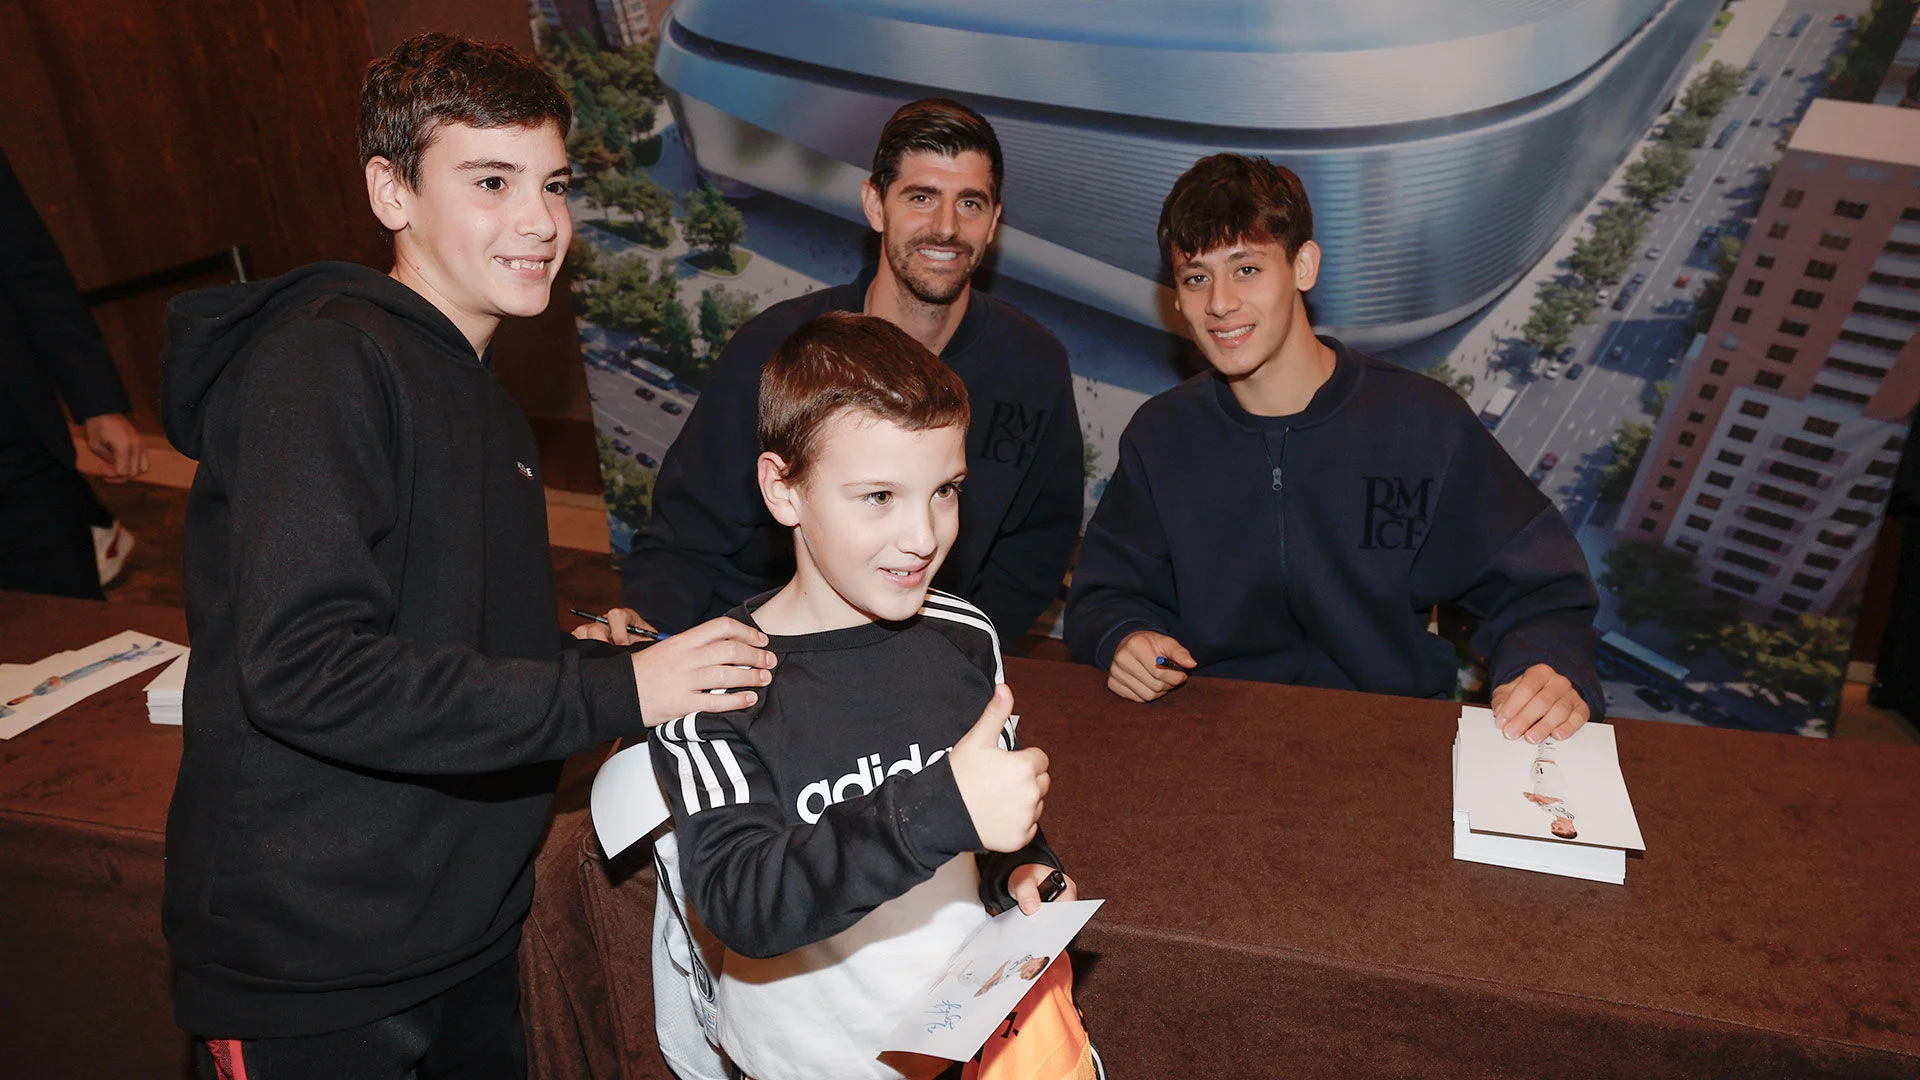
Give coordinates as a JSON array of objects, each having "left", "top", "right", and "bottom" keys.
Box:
[
  {"left": 624, "top": 265, "right": 1083, "bottom": 648},
  {"left": 160, "top": 264, "right": 647, "bottom": 1038},
  {"left": 1064, "top": 337, "right": 1603, "bottom": 718}
]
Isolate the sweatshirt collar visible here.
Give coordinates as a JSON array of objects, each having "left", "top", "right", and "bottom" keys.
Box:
[
  {"left": 827, "top": 263, "right": 991, "bottom": 360},
  {"left": 1208, "top": 334, "right": 1361, "bottom": 432}
]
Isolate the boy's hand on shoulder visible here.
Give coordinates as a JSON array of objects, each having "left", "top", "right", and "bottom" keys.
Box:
[
  {"left": 1108, "top": 631, "right": 1195, "bottom": 702},
  {"left": 1492, "top": 663, "right": 1590, "bottom": 744},
  {"left": 1007, "top": 863, "right": 1078, "bottom": 916},
  {"left": 630, "top": 616, "right": 776, "bottom": 727},
  {"left": 950, "top": 685, "right": 1050, "bottom": 852}
]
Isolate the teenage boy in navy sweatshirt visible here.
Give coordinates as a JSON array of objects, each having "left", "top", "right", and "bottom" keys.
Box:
[
  {"left": 651, "top": 312, "right": 1077, "bottom": 1080},
  {"left": 1064, "top": 154, "right": 1602, "bottom": 744},
  {"left": 623, "top": 99, "right": 1083, "bottom": 650},
  {"left": 160, "top": 35, "right": 774, "bottom": 1080}
]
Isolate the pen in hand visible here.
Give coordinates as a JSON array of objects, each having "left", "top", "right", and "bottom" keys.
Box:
[{"left": 569, "top": 608, "right": 668, "bottom": 642}]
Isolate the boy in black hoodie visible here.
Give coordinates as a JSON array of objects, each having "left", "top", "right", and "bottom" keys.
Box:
[
  {"left": 160, "top": 34, "right": 775, "bottom": 1080},
  {"left": 1064, "top": 155, "right": 1602, "bottom": 744}
]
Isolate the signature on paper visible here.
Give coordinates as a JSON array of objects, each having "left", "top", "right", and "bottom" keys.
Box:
[{"left": 924, "top": 999, "right": 965, "bottom": 1033}]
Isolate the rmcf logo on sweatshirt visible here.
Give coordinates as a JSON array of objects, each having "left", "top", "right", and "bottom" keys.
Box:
[
  {"left": 1360, "top": 475, "right": 1434, "bottom": 551},
  {"left": 796, "top": 743, "right": 950, "bottom": 823}
]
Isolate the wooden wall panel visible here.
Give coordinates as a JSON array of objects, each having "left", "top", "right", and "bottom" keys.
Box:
[{"left": 3, "top": 0, "right": 601, "bottom": 492}]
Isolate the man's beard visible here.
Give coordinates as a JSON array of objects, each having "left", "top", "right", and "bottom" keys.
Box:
[{"left": 885, "top": 231, "right": 977, "bottom": 307}]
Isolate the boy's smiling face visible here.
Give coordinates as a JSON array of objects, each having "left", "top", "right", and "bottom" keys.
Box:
[
  {"left": 760, "top": 409, "right": 968, "bottom": 631},
  {"left": 1171, "top": 236, "right": 1320, "bottom": 383},
  {"left": 368, "top": 120, "right": 572, "bottom": 354}
]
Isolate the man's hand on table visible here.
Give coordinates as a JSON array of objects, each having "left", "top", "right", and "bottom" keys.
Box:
[
  {"left": 1492, "top": 663, "right": 1589, "bottom": 743},
  {"left": 1107, "top": 630, "right": 1195, "bottom": 703}
]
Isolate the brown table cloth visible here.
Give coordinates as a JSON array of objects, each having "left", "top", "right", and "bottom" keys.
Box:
[
  {"left": 526, "top": 656, "right": 1920, "bottom": 1079},
  {"left": 5, "top": 592, "right": 1918, "bottom": 1079}
]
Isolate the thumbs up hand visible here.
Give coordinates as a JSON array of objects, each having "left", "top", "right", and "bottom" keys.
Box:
[{"left": 948, "top": 685, "right": 1050, "bottom": 852}]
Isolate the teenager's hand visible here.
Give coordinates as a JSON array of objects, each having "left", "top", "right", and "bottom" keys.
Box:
[
  {"left": 949, "top": 685, "right": 1049, "bottom": 852},
  {"left": 630, "top": 616, "right": 775, "bottom": 727},
  {"left": 1007, "top": 863, "right": 1078, "bottom": 916},
  {"left": 82, "top": 413, "right": 149, "bottom": 482},
  {"left": 1107, "top": 631, "right": 1196, "bottom": 703},
  {"left": 571, "top": 607, "right": 659, "bottom": 645},
  {"left": 1492, "top": 663, "right": 1590, "bottom": 744}
]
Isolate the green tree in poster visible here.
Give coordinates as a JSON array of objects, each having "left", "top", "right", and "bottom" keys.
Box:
[
  {"left": 1423, "top": 357, "right": 1475, "bottom": 397},
  {"left": 1622, "top": 143, "right": 1693, "bottom": 207},
  {"left": 682, "top": 183, "right": 747, "bottom": 271},
  {"left": 659, "top": 293, "right": 698, "bottom": 375},
  {"left": 598, "top": 434, "right": 657, "bottom": 530},
  {"left": 1661, "top": 111, "right": 1711, "bottom": 149},
  {"left": 1595, "top": 421, "right": 1651, "bottom": 503},
  {"left": 697, "top": 285, "right": 759, "bottom": 354},
  {"left": 576, "top": 252, "right": 673, "bottom": 336},
  {"left": 583, "top": 172, "right": 675, "bottom": 247},
  {"left": 1599, "top": 541, "right": 1740, "bottom": 656},
  {"left": 1687, "top": 274, "right": 1728, "bottom": 337},
  {"left": 1711, "top": 615, "right": 1851, "bottom": 710}
]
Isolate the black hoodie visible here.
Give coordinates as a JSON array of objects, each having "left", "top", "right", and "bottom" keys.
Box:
[
  {"left": 1065, "top": 337, "right": 1603, "bottom": 719},
  {"left": 160, "top": 263, "right": 645, "bottom": 1038}
]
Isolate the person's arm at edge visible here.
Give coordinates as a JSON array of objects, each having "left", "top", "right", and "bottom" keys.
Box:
[
  {"left": 228, "top": 323, "right": 645, "bottom": 773},
  {"left": 1412, "top": 418, "right": 1604, "bottom": 733},
  {"left": 1063, "top": 433, "right": 1180, "bottom": 670},
  {"left": 0, "top": 150, "right": 132, "bottom": 425}
]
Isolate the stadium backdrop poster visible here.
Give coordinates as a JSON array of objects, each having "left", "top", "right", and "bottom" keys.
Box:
[{"left": 541, "top": 0, "right": 1912, "bottom": 737}]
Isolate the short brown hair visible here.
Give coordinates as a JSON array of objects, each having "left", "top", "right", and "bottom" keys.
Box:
[
  {"left": 760, "top": 312, "right": 970, "bottom": 483},
  {"left": 870, "top": 98, "right": 1004, "bottom": 204},
  {"left": 1158, "top": 154, "right": 1314, "bottom": 271},
  {"left": 360, "top": 32, "right": 572, "bottom": 190}
]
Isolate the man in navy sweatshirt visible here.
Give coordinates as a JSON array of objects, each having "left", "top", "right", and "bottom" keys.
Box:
[
  {"left": 1064, "top": 155, "right": 1601, "bottom": 744},
  {"left": 623, "top": 99, "right": 1083, "bottom": 650}
]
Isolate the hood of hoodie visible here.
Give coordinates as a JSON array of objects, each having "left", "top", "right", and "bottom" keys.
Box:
[{"left": 161, "top": 262, "right": 485, "bottom": 459}]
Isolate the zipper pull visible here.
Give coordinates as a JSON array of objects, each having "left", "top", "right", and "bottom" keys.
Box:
[{"left": 1271, "top": 466, "right": 1284, "bottom": 492}]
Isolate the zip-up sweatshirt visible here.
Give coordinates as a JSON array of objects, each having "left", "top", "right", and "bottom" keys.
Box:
[
  {"left": 160, "top": 263, "right": 647, "bottom": 1038},
  {"left": 651, "top": 590, "right": 1059, "bottom": 1080},
  {"left": 1064, "top": 336, "right": 1603, "bottom": 719},
  {"left": 624, "top": 265, "right": 1083, "bottom": 648}
]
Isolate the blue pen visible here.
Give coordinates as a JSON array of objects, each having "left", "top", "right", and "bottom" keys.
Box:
[
  {"left": 1156, "top": 655, "right": 1169, "bottom": 667},
  {"left": 569, "top": 608, "right": 668, "bottom": 641}
]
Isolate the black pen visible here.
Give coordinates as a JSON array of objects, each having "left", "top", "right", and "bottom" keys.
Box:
[{"left": 569, "top": 608, "right": 668, "bottom": 641}]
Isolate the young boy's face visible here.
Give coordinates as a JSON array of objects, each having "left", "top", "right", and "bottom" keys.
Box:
[
  {"left": 762, "top": 410, "right": 968, "bottom": 627},
  {"left": 1171, "top": 236, "right": 1321, "bottom": 381},
  {"left": 370, "top": 120, "right": 572, "bottom": 348}
]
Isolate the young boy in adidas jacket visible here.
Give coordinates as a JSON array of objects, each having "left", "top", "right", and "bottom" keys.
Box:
[{"left": 651, "top": 311, "right": 1075, "bottom": 1080}]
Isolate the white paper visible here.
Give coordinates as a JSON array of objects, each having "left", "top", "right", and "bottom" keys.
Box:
[
  {"left": 1452, "top": 809, "right": 1625, "bottom": 884},
  {"left": 882, "top": 899, "right": 1103, "bottom": 1060},
  {"left": 591, "top": 740, "right": 673, "bottom": 859},
  {"left": 0, "top": 631, "right": 186, "bottom": 739},
  {"left": 144, "top": 653, "right": 189, "bottom": 699},
  {"left": 1454, "top": 707, "right": 1644, "bottom": 850}
]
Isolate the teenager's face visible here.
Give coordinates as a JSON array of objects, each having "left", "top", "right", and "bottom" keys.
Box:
[
  {"left": 1171, "top": 237, "right": 1321, "bottom": 381},
  {"left": 761, "top": 411, "right": 967, "bottom": 628},
  {"left": 862, "top": 150, "right": 1002, "bottom": 307},
  {"left": 370, "top": 121, "right": 573, "bottom": 351}
]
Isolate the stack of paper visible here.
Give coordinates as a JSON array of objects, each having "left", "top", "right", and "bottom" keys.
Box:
[
  {"left": 0, "top": 631, "right": 187, "bottom": 739},
  {"left": 1452, "top": 706, "right": 1645, "bottom": 884},
  {"left": 145, "top": 653, "right": 190, "bottom": 725}
]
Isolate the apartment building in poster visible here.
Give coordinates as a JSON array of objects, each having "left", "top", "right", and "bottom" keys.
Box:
[{"left": 1618, "top": 99, "right": 1920, "bottom": 620}]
